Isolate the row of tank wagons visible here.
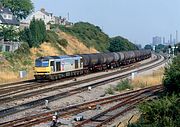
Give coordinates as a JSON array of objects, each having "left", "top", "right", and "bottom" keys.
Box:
[
  {"left": 34, "top": 50, "right": 151, "bottom": 80},
  {"left": 79, "top": 50, "right": 151, "bottom": 68}
]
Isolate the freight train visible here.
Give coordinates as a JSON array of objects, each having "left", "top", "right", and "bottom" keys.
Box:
[{"left": 34, "top": 50, "right": 151, "bottom": 80}]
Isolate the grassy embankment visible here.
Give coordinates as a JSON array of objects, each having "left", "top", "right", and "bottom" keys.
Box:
[
  {"left": 0, "top": 29, "right": 97, "bottom": 84},
  {"left": 106, "top": 67, "right": 164, "bottom": 94}
]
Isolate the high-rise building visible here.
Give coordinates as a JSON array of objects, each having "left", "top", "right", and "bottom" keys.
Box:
[
  {"left": 163, "top": 37, "right": 166, "bottom": 44},
  {"left": 170, "top": 34, "right": 173, "bottom": 44},
  {"left": 152, "top": 36, "right": 162, "bottom": 46}
]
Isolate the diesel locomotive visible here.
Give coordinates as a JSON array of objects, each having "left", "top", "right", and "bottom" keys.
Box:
[{"left": 34, "top": 50, "right": 151, "bottom": 80}]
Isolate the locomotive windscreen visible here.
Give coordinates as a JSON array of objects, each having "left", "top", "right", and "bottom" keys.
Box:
[{"left": 35, "top": 59, "right": 49, "bottom": 67}]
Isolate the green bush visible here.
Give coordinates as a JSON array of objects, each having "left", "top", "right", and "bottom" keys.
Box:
[
  {"left": 163, "top": 55, "right": 180, "bottom": 94},
  {"left": 105, "top": 87, "right": 114, "bottom": 95},
  {"left": 57, "top": 39, "right": 68, "bottom": 47},
  {"left": 2, "top": 43, "right": 32, "bottom": 71},
  {"left": 115, "top": 79, "right": 133, "bottom": 91},
  {"left": 3, "top": 51, "right": 14, "bottom": 63},
  {"left": 128, "top": 94, "right": 180, "bottom": 127}
]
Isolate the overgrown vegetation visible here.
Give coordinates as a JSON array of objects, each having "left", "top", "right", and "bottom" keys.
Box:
[
  {"left": 128, "top": 94, "right": 180, "bottom": 127},
  {"left": 45, "top": 30, "right": 68, "bottom": 48},
  {"left": 58, "top": 22, "right": 110, "bottom": 51},
  {"left": 2, "top": 43, "right": 32, "bottom": 71},
  {"left": 56, "top": 22, "right": 138, "bottom": 52},
  {"left": 45, "top": 30, "right": 67, "bottom": 54},
  {"left": 128, "top": 55, "right": 180, "bottom": 127},
  {"left": 163, "top": 55, "right": 180, "bottom": 94},
  {"left": 115, "top": 79, "right": 133, "bottom": 91},
  {"left": 109, "top": 36, "right": 138, "bottom": 52},
  {"left": 105, "top": 79, "right": 133, "bottom": 95}
]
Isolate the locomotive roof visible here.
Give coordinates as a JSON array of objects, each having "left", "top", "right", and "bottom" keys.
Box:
[{"left": 36, "top": 55, "right": 81, "bottom": 60}]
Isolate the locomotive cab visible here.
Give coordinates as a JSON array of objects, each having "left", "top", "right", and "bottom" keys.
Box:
[{"left": 34, "top": 58, "right": 51, "bottom": 79}]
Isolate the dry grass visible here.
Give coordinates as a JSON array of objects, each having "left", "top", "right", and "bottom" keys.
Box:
[
  {"left": 58, "top": 31, "right": 98, "bottom": 54},
  {"left": 0, "top": 65, "right": 34, "bottom": 84},
  {"left": 132, "top": 67, "right": 165, "bottom": 88},
  {"left": 30, "top": 42, "right": 61, "bottom": 60}
]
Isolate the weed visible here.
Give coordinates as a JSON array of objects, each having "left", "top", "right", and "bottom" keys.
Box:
[
  {"left": 105, "top": 87, "right": 115, "bottom": 95},
  {"left": 115, "top": 79, "right": 133, "bottom": 91}
]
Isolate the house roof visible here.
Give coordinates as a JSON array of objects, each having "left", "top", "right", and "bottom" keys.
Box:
[
  {"left": 0, "top": 7, "right": 12, "bottom": 14},
  {"left": 0, "top": 7, "right": 19, "bottom": 26},
  {"left": 40, "top": 8, "right": 53, "bottom": 16}
]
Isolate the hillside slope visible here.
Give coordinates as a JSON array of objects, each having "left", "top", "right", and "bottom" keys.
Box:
[
  {"left": 58, "top": 22, "right": 110, "bottom": 52},
  {"left": 58, "top": 31, "right": 97, "bottom": 54},
  {"left": 0, "top": 22, "right": 137, "bottom": 84},
  {"left": 0, "top": 31, "right": 97, "bottom": 83}
]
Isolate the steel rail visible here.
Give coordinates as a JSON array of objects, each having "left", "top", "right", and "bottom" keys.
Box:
[
  {"left": 0, "top": 55, "right": 166, "bottom": 118},
  {"left": 0, "top": 85, "right": 163, "bottom": 127}
]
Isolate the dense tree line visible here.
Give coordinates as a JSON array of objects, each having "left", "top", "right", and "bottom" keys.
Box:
[
  {"left": 58, "top": 22, "right": 138, "bottom": 52},
  {"left": 20, "top": 18, "right": 46, "bottom": 47},
  {"left": 108, "top": 36, "right": 138, "bottom": 52},
  {"left": 144, "top": 44, "right": 153, "bottom": 50}
]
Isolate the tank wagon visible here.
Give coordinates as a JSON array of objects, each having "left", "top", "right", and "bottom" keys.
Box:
[{"left": 34, "top": 50, "right": 151, "bottom": 80}]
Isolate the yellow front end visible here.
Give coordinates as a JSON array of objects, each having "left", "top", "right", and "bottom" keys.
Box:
[
  {"left": 34, "top": 67, "right": 51, "bottom": 75},
  {"left": 34, "top": 66, "right": 52, "bottom": 80}
]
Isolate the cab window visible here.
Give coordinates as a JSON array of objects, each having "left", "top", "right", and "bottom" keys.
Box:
[{"left": 35, "top": 59, "right": 49, "bottom": 67}]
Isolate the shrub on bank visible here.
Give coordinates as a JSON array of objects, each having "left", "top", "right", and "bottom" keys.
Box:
[{"left": 115, "top": 79, "right": 133, "bottom": 91}]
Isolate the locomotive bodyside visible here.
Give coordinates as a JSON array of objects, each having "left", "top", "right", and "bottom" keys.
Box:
[{"left": 34, "top": 55, "right": 83, "bottom": 80}]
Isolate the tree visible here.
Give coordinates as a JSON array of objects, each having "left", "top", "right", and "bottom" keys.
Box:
[
  {"left": 108, "top": 36, "right": 138, "bottom": 52},
  {"left": 128, "top": 94, "right": 180, "bottom": 127},
  {"left": 0, "top": 25, "right": 19, "bottom": 41},
  {"left": 20, "top": 18, "right": 46, "bottom": 47},
  {"left": 163, "top": 55, "right": 180, "bottom": 94},
  {"left": 144, "top": 44, "right": 153, "bottom": 50},
  {"left": 0, "top": 0, "right": 34, "bottom": 20}
]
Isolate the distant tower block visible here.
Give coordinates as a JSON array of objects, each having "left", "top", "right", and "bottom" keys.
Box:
[
  {"left": 163, "top": 37, "right": 165, "bottom": 44},
  {"left": 170, "top": 34, "right": 173, "bottom": 44},
  {"left": 176, "top": 30, "right": 178, "bottom": 44}
]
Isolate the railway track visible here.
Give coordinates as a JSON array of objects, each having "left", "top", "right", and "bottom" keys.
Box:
[
  {"left": 0, "top": 54, "right": 159, "bottom": 98},
  {"left": 0, "top": 54, "right": 160, "bottom": 102},
  {"left": 0, "top": 85, "right": 163, "bottom": 127},
  {"left": 0, "top": 54, "right": 166, "bottom": 118},
  {"left": 75, "top": 88, "right": 162, "bottom": 127},
  {"left": 75, "top": 89, "right": 159, "bottom": 127}
]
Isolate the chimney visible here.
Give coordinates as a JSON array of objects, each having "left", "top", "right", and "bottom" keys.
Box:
[{"left": 40, "top": 8, "right": 45, "bottom": 12}]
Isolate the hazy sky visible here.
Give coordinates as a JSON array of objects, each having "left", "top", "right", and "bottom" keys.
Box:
[{"left": 32, "top": 0, "right": 180, "bottom": 46}]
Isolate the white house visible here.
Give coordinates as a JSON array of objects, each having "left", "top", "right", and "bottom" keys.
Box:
[
  {"left": 22, "top": 8, "right": 55, "bottom": 29},
  {"left": 21, "top": 8, "right": 74, "bottom": 30}
]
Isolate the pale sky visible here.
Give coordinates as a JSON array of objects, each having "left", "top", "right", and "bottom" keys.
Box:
[{"left": 32, "top": 0, "right": 180, "bottom": 46}]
